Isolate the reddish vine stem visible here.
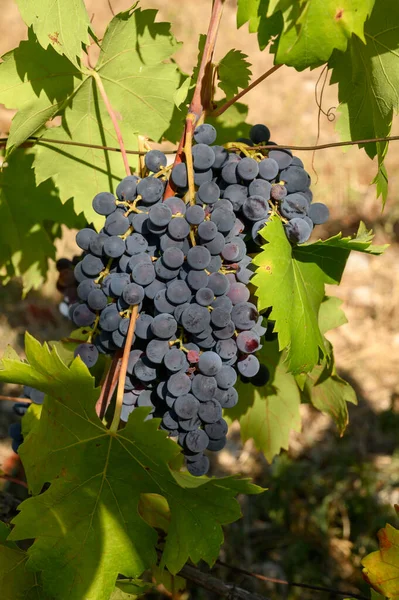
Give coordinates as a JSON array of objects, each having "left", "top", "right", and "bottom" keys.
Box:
[
  {"left": 95, "top": 353, "right": 122, "bottom": 420},
  {"left": 163, "top": 0, "right": 225, "bottom": 200},
  {"left": 216, "top": 560, "right": 369, "bottom": 600},
  {"left": 211, "top": 64, "right": 283, "bottom": 117},
  {"left": 0, "top": 474, "right": 28, "bottom": 489},
  {"left": 110, "top": 305, "right": 139, "bottom": 433},
  {"left": 0, "top": 394, "right": 31, "bottom": 404},
  {"left": 91, "top": 71, "right": 131, "bottom": 177}
]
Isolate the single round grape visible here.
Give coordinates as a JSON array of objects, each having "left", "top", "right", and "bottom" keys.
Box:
[
  {"left": 285, "top": 218, "right": 312, "bottom": 244},
  {"left": 145, "top": 278, "right": 166, "bottom": 300},
  {"left": 207, "top": 272, "right": 229, "bottom": 296},
  {"left": 89, "top": 232, "right": 108, "bottom": 257},
  {"left": 258, "top": 157, "right": 279, "bottom": 181},
  {"left": 195, "top": 287, "right": 214, "bottom": 307},
  {"left": 134, "top": 313, "right": 153, "bottom": 340},
  {"left": 149, "top": 204, "right": 172, "bottom": 227},
  {"left": 210, "top": 208, "right": 236, "bottom": 233},
  {"left": 146, "top": 339, "right": 169, "bottom": 364},
  {"left": 116, "top": 175, "right": 139, "bottom": 200},
  {"left": 291, "top": 156, "right": 304, "bottom": 168},
  {"left": 92, "top": 192, "right": 116, "bottom": 216},
  {"left": 167, "top": 371, "right": 192, "bottom": 396},
  {"left": 280, "top": 193, "right": 309, "bottom": 219},
  {"left": 198, "top": 399, "right": 222, "bottom": 423},
  {"left": 213, "top": 320, "right": 235, "bottom": 340},
  {"left": 219, "top": 386, "right": 238, "bottom": 408},
  {"left": 280, "top": 165, "right": 309, "bottom": 194},
  {"left": 223, "top": 184, "right": 247, "bottom": 211},
  {"left": 237, "top": 354, "right": 260, "bottom": 377},
  {"left": 203, "top": 232, "right": 225, "bottom": 255},
  {"left": 99, "top": 304, "right": 122, "bottom": 331},
  {"left": 249, "top": 124, "right": 271, "bottom": 144},
  {"left": 198, "top": 221, "right": 217, "bottom": 241},
  {"left": 205, "top": 419, "right": 228, "bottom": 440},
  {"left": 104, "top": 211, "right": 130, "bottom": 236},
  {"left": 237, "top": 157, "right": 259, "bottom": 181},
  {"left": 215, "top": 365, "right": 237, "bottom": 389},
  {"left": 181, "top": 305, "right": 211, "bottom": 334},
  {"left": 185, "top": 429, "right": 209, "bottom": 453},
  {"left": 187, "top": 246, "right": 211, "bottom": 270},
  {"left": 164, "top": 196, "right": 186, "bottom": 215},
  {"left": 137, "top": 177, "right": 164, "bottom": 204},
  {"left": 187, "top": 269, "right": 208, "bottom": 291},
  {"left": 194, "top": 123, "right": 217, "bottom": 145},
  {"left": 109, "top": 273, "right": 130, "bottom": 297},
  {"left": 179, "top": 415, "right": 202, "bottom": 432},
  {"left": 242, "top": 195, "right": 269, "bottom": 221},
  {"left": 151, "top": 313, "right": 178, "bottom": 339},
  {"left": 125, "top": 233, "right": 148, "bottom": 255},
  {"left": 134, "top": 357, "right": 157, "bottom": 382},
  {"left": 270, "top": 184, "right": 287, "bottom": 201},
  {"left": 132, "top": 263, "right": 155, "bottom": 286},
  {"left": 248, "top": 179, "right": 272, "bottom": 199},
  {"left": 171, "top": 162, "right": 188, "bottom": 188},
  {"left": 227, "top": 282, "right": 250, "bottom": 305},
  {"left": 221, "top": 238, "right": 246, "bottom": 262},
  {"left": 191, "top": 374, "right": 217, "bottom": 401},
  {"left": 192, "top": 144, "right": 215, "bottom": 170},
  {"left": 215, "top": 339, "right": 237, "bottom": 360},
  {"left": 186, "top": 455, "right": 210, "bottom": 476},
  {"left": 154, "top": 289, "right": 176, "bottom": 313},
  {"left": 197, "top": 181, "right": 220, "bottom": 204},
  {"left": 168, "top": 217, "right": 191, "bottom": 240},
  {"left": 122, "top": 283, "right": 145, "bottom": 305},
  {"left": 81, "top": 255, "right": 104, "bottom": 277},
  {"left": 155, "top": 259, "right": 180, "bottom": 281},
  {"left": 163, "top": 247, "right": 184, "bottom": 269},
  {"left": 268, "top": 148, "right": 293, "bottom": 170},
  {"left": 309, "top": 202, "right": 330, "bottom": 225},
  {"left": 164, "top": 348, "right": 187, "bottom": 373},
  {"left": 231, "top": 302, "right": 259, "bottom": 330},
  {"left": 221, "top": 160, "right": 239, "bottom": 185},
  {"left": 87, "top": 288, "right": 108, "bottom": 311},
  {"left": 174, "top": 393, "right": 199, "bottom": 419},
  {"left": 185, "top": 204, "right": 205, "bottom": 225},
  {"left": 207, "top": 437, "right": 227, "bottom": 452},
  {"left": 198, "top": 351, "right": 223, "bottom": 376},
  {"left": 72, "top": 303, "right": 96, "bottom": 326},
  {"left": 210, "top": 307, "right": 231, "bottom": 328},
  {"left": 77, "top": 279, "right": 98, "bottom": 302},
  {"left": 145, "top": 149, "right": 167, "bottom": 173},
  {"left": 104, "top": 235, "right": 126, "bottom": 258},
  {"left": 76, "top": 228, "right": 97, "bottom": 251},
  {"left": 165, "top": 280, "right": 191, "bottom": 305}
]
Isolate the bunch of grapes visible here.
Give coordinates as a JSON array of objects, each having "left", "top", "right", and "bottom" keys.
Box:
[{"left": 68, "top": 123, "right": 329, "bottom": 476}]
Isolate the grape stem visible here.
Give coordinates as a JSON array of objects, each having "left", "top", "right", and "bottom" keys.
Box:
[
  {"left": 91, "top": 70, "right": 131, "bottom": 177},
  {"left": 163, "top": 0, "right": 225, "bottom": 200},
  {"left": 0, "top": 473, "right": 28, "bottom": 489},
  {"left": 0, "top": 394, "right": 31, "bottom": 403},
  {"left": 109, "top": 305, "right": 139, "bottom": 433},
  {"left": 95, "top": 352, "right": 122, "bottom": 420},
  {"left": 211, "top": 64, "right": 283, "bottom": 118}
]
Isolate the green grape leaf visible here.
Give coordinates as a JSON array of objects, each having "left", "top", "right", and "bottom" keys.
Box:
[
  {"left": 0, "top": 7, "right": 183, "bottom": 225},
  {"left": 0, "top": 149, "right": 84, "bottom": 292},
  {"left": 217, "top": 49, "right": 252, "bottom": 99},
  {"left": 225, "top": 341, "right": 301, "bottom": 462},
  {"left": 113, "top": 579, "right": 153, "bottom": 598},
  {"left": 15, "top": 0, "right": 90, "bottom": 67},
  {"left": 0, "top": 335, "right": 263, "bottom": 600},
  {"left": 237, "top": 0, "right": 283, "bottom": 51},
  {"left": 330, "top": 0, "right": 399, "bottom": 201},
  {"left": 0, "top": 521, "right": 50, "bottom": 600},
  {"left": 362, "top": 514, "right": 399, "bottom": 599},
  {"left": 269, "top": 0, "right": 375, "bottom": 70},
  {"left": 252, "top": 217, "right": 387, "bottom": 374},
  {"left": 318, "top": 296, "right": 347, "bottom": 335},
  {"left": 300, "top": 343, "right": 357, "bottom": 435}
]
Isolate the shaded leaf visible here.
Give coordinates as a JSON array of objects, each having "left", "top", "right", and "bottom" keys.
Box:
[
  {"left": 217, "top": 49, "right": 251, "bottom": 99},
  {"left": 15, "top": 0, "right": 90, "bottom": 67},
  {"left": 318, "top": 296, "right": 347, "bottom": 335},
  {"left": 0, "top": 334, "right": 263, "bottom": 600},
  {"left": 226, "top": 340, "right": 301, "bottom": 462},
  {"left": 0, "top": 149, "right": 84, "bottom": 292},
  {"left": 237, "top": 0, "right": 283, "bottom": 51}
]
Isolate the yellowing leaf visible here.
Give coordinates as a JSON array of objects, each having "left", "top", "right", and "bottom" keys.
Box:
[{"left": 362, "top": 513, "right": 399, "bottom": 599}]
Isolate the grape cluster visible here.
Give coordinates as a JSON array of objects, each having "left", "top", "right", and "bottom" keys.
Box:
[
  {"left": 9, "top": 386, "right": 45, "bottom": 453},
  {"left": 68, "top": 123, "right": 329, "bottom": 475}
]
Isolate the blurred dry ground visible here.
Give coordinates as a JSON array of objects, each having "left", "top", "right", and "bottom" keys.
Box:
[{"left": 0, "top": 1, "right": 398, "bottom": 598}]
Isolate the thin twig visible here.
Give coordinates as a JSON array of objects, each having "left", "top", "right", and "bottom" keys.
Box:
[
  {"left": 216, "top": 560, "right": 369, "bottom": 600},
  {"left": 211, "top": 64, "right": 283, "bottom": 118},
  {"left": 0, "top": 473, "right": 28, "bottom": 489},
  {"left": 95, "top": 353, "right": 122, "bottom": 420},
  {"left": 109, "top": 306, "right": 139, "bottom": 433},
  {"left": 107, "top": 0, "right": 115, "bottom": 16},
  {"left": 178, "top": 563, "right": 269, "bottom": 600},
  {"left": 91, "top": 71, "right": 131, "bottom": 176},
  {"left": 3, "top": 133, "right": 399, "bottom": 157},
  {"left": 0, "top": 394, "right": 31, "bottom": 404}
]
